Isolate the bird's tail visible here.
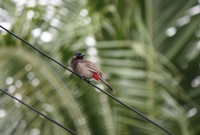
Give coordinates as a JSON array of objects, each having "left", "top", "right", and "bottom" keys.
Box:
[{"left": 99, "top": 77, "right": 116, "bottom": 94}]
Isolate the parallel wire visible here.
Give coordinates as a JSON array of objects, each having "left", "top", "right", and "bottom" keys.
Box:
[
  {"left": 0, "top": 88, "right": 78, "bottom": 135},
  {"left": 0, "top": 25, "right": 175, "bottom": 135}
]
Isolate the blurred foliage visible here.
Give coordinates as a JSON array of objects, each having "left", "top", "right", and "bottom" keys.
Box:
[{"left": 0, "top": 0, "right": 200, "bottom": 135}]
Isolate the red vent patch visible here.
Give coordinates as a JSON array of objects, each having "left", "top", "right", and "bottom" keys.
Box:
[{"left": 93, "top": 73, "right": 100, "bottom": 81}]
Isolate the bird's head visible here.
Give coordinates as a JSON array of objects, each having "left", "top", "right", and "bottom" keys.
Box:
[{"left": 72, "top": 52, "right": 85, "bottom": 60}]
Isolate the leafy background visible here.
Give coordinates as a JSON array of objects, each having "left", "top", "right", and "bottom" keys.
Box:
[{"left": 0, "top": 0, "right": 200, "bottom": 135}]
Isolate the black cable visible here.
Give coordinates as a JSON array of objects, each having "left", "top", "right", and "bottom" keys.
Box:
[
  {"left": 0, "top": 88, "right": 78, "bottom": 135},
  {"left": 0, "top": 25, "right": 175, "bottom": 135}
]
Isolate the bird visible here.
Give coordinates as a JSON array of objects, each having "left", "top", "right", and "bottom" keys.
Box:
[{"left": 70, "top": 52, "right": 116, "bottom": 94}]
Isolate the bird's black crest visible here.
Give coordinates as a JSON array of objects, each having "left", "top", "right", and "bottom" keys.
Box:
[{"left": 74, "top": 52, "right": 83, "bottom": 56}]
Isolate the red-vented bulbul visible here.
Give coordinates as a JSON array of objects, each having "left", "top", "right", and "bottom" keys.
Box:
[{"left": 70, "top": 52, "right": 116, "bottom": 94}]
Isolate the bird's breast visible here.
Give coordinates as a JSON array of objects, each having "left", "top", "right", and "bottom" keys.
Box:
[{"left": 73, "top": 61, "right": 93, "bottom": 79}]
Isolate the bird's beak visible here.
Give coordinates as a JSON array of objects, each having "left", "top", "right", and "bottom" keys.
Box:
[{"left": 81, "top": 54, "right": 85, "bottom": 57}]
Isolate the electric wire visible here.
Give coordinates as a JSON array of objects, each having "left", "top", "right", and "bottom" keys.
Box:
[
  {"left": 0, "top": 25, "right": 175, "bottom": 135},
  {"left": 0, "top": 88, "right": 78, "bottom": 135}
]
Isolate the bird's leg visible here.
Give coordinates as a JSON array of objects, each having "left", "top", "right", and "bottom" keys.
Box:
[
  {"left": 78, "top": 76, "right": 91, "bottom": 83},
  {"left": 84, "top": 79, "right": 91, "bottom": 84},
  {"left": 78, "top": 76, "right": 84, "bottom": 80}
]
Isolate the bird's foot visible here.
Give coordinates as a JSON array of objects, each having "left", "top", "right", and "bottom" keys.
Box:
[
  {"left": 79, "top": 76, "right": 84, "bottom": 80},
  {"left": 78, "top": 76, "right": 91, "bottom": 84},
  {"left": 84, "top": 79, "right": 91, "bottom": 84}
]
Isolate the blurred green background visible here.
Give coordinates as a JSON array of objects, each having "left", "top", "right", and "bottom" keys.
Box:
[{"left": 0, "top": 0, "right": 200, "bottom": 135}]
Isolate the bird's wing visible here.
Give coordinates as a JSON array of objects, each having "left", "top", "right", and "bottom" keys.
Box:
[{"left": 82, "top": 60, "right": 103, "bottom": 75}]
